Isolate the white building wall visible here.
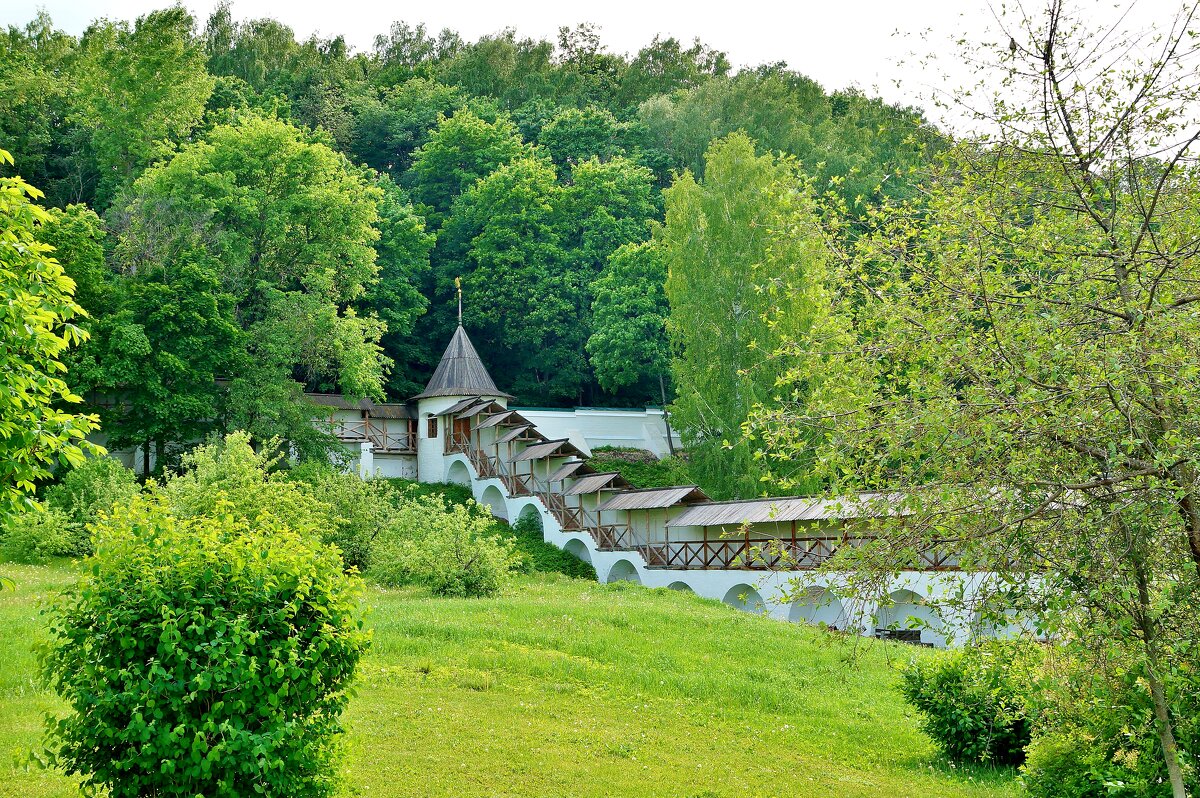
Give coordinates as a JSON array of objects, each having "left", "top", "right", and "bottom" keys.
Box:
[
  {"left": 512, "top": 407, "right": 678, "bottom": 458},
  {"left": 441, "top": 452, "right": 992, "bottom": 648}
]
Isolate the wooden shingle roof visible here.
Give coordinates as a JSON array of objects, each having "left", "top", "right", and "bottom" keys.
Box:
[{"left": 413, "top": 325, "right": 513, "bottom": 400}]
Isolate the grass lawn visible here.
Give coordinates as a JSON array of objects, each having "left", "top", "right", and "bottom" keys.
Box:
[{"left": 0, "top": 561, "right": 1019, "bottom": 798}]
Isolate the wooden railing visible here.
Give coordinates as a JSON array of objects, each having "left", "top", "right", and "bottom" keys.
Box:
[
  {"left": 445, "top": 431, "right": 962, "bottom": 573},
  {"left": 444, "top": 431, "right": 471, "bottom": 455},
  {"left": 638, "top": 537, "right": 961, "bottom": 571},
  {"left": 466, "top": 447, "right": 498, "bottom": 478},
  {"left": 589, "top": 523, "right": 637, "bottom": 551},
  {"left": 533, "top": 483, "right": 585, "bottom": 530},
  {"left": 501, "top": 471, "right": 533, "bottom": 496},
  {"left": 331, "top": 419, "right": 415, "bottom": 453}
]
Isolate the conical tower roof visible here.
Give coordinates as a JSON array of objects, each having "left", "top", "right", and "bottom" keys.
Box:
[{"left": 413, "top": 325, "right": 513, "bottom": 400}]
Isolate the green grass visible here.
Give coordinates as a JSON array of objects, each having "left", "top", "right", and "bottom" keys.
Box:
[{"left": 0, "top": 561, "right": 1019, "bottom": 797}]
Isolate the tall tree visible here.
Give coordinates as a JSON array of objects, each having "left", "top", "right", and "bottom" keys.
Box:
[
  {"left": 406, "top": 109, "right": 531, "bottom": 225},
  {"left": 438, "top": 157, "right": 576, "bottom": 401},
  {"left": 362, "top": 176, "right": 435, "bottom": 398},
  {"left": 537, "top": 106, "right": 625, "bottom": 173},
  {"left": 0, "top": 13, "right": 81, "bottom": 205},
  {"left": 349, "top": 78, "right": 466, "bottom": 179},
  {"left": 0, "top": 149, "right": 99, "bottom": 517},
  {"left": 749, "top": 4, "right": 1200, "bottom": 794},
  {"left": 587, "top": 240, "right": 671, "bottom": 408},
  {"left": 112, "top": 116, "right": 388, "bottom": 455},
  {"left": 664, "top": 133, "right": 838, "bottom": 499},
  {"left": 73, "top": 264, "right": 240, "bottom": 473},
  {"left": 617, "top": 35, "right": 730, "bottom": 109},
  {"left": 73, "top": 7, "right": 214, "bottom": 208}
]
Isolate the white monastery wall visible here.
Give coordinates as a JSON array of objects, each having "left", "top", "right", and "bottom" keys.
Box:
[{"left": 512, "top": 407, "right": 679, "bottom": 458}]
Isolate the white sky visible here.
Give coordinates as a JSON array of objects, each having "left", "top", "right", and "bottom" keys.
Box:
[{"left": 1, "top": 0, "right": 1184, "bottom": 131}]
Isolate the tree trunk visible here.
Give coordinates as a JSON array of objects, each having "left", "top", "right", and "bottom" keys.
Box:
[
  {"left": 142, "top": 439, "right": 151, "bottom": 477},
  {"left": 1132, "top": 551, "right": 1189, "bottom": 798},
  {"left": 658, "top": 372, "right": 676, "bottom": 457}
]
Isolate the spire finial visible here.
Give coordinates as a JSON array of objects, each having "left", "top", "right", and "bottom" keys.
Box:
[{"left": 455, "top": 276, "right": 462, "bottom": 325}]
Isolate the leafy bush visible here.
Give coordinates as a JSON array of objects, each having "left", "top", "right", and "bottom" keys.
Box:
[
  {"left": 900, "top": 640, "right": 1037, "bottom": 765},
  {"left": 587, "top": 448, "right": 691, "bottom": 489},
  {"left": 44, "top": 457, "right": 140, "bottom": 555},
  {"left": 381, "top": 478, "right": 475, "bottom": 506},
  {"left": 1019, "top": 650, "right": 1200, "bottom": 798},
  {"left": 1020, "top": 731, "right": 1112, "bottom": 798},
  {"left": 506, "top": 512, "right": 596, "bottom": 580},
  {"left": 41, "top": 492, "right": 370, "bottom": 798},
  {"left": 369, "top": 492, "right": 520, "bottom": 597},
  {"left": 0, "top": 505, "right": 73, "bottom": 563},
  {"left": 163, "top": 432, "right": 327, "bottom": 536},
  {"left": 289, "top": 462, "right": 403, "bottom": 572}
]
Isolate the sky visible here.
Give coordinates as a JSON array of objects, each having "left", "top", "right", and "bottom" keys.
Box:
[{"left": 0, "top": 0, "right": 1183, "bottom": 129}]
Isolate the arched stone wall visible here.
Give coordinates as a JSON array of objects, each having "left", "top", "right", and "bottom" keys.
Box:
[
  {"left": 606, "top": 559, "right": 640, "bottom": 584},
  {"left": 479, "top": 484, "right": 509, "bottom": 521},
  {"left": 788, "top": 587, "right": 846, "bottom": 629},
  {"left": 876, "top": 588, "right": 943, "bottom": 643},
  {"left": 722, "top": 583, "right": 764, "bottom": 612},
  {"left": 515, "top": 503, "right": 543, "bottom": 533},
  {"left": 445, "top": 459, "right": 471, "bottom": 486},
  {"left": 563, "top": 537, "right": 591, "bottom": 563},
  {"left": 667, "top": 581, "right": 694, "bottom": 592}
]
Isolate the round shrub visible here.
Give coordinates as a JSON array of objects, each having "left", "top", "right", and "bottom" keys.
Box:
[
  {"left": 1021, "top": 730, "right": 1111, "bottom": 798},
  {"left": 164, "top": 432, "right": 328, "bottom": 535},
  {"left": 40, "top": 493, "right": 370, "bottom": 798},
  {"left": 44, "top": 456, "right": 140, "bottom": 555},
  {"left": 289, "top": 462, "right": 404, "bottom": 572},
  {"left": 0, "top": 505, "right": 72, "bottom": 563},
  {"left": 900, "top": 640, "right": 1036, "bottom": 765},
  {"left": 369, "top": 493, "right": 520, "bottom": 597}
]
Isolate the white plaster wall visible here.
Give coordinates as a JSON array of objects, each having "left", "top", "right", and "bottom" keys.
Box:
[
  {"left": 371, "top": 453, "right": 418, "bottom": 479},
  {"left": 441, "top": 451, "right": 1003, "bottom": 648},
  {"left": 512, "top": 408, "right": 679, "bottom": 458},
  {"left": 415, "top": 396, "right": 458, "bottom": 482}
]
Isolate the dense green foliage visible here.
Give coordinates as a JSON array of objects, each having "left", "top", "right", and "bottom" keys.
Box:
[
  {"left": 1, "top": 6, "right": 937, "bottom": 430},
  {"left": 1020, "top": 647, "right": 1200, "bottom": 798},
  {"left": 368, "top": 492, "right": 520, "bottom": 597},
  {"left": 40, "top": 493, "right": 370, "bottom": 797},
  {"left": 506, "top": 512, "right": 596, "bottom": 580},
  {"left": 900, "top": 642, "right": 1035, "bottom": 766},
  {"left": 587, "top": 447, "right": 692, "bottom": 489},
  {"left": 663, "top": 134, "right": 842, "bottom": 499},
  {"left": 0, "top": 506, "right": 72, "bottom": 563},
  {"left": 43, "top": 457, "right": 139, "bottom": 555},
  {"left": 0, "top": 149, "right": 99, "bottom": 520}
]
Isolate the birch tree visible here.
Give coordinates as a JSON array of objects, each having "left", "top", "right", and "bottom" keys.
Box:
[{"left": 749, "top": 4, "right": 1200, "bottom": 794}]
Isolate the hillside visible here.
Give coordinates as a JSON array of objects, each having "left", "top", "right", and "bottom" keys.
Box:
[{"left": 0, "top": 562, "right": 1017, "bottom": 798}]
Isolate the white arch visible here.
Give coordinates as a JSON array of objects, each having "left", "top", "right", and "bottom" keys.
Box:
[
  {"left": 563, "top": 537, "right": 591, "bottom": 564},
  {"left": 515, "top": 502, "right": 543, "bottom": 531},
  {"left": 789, "top": 587, "right": 846, "bottom": 629},
  {"left": 445, "top": 459, "right": 471, "bottom": 486},
  {"left": 876, "top": 588, "right": 943, "bottom": 643},
  {"left": 606, "top": 559, "right": 641, "bottom": 584},
  {"left": 479, "top": 484, "right": 509, "bottom": 521},
  {"left": 722, "top": 583, "right": 765, "bottom": 613},
  {"left": 666, "top": 581, "right": 694, "bottom": 592}
]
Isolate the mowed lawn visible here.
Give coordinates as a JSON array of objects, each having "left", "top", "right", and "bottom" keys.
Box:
[{"left": 0, "top": 562, "right": 1019, "bottom": 798}]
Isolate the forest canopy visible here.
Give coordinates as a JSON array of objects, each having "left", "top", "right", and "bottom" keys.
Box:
[{"left": 0, "top": 4, "right": 940, "bottom": 417}]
